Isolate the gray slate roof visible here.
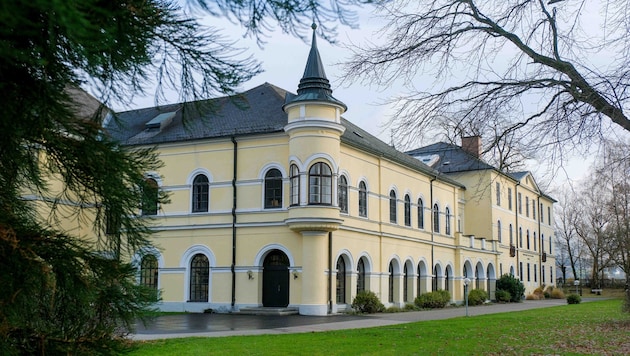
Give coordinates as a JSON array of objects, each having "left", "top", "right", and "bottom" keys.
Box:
[
  {"left": 406, "top": 142, "right": 494, "bottom": 173},
  {"left": 106, "top": 83, "right": 288, "bottom": 145},
  {"left": 107, "top": 83, "right": 463, "bottom": 188}
]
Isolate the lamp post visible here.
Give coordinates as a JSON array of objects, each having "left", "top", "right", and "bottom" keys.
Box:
[
  {"left": 574, "top": 279, "right": 580, "bottom": 295},
  {"left": 464, "top": 278, "right": 471, "bottom": 317}
]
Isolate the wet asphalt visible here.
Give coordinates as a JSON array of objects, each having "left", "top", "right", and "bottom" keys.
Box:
[{"left": 132, "top": 298, "right": 595, "bottom": 340}]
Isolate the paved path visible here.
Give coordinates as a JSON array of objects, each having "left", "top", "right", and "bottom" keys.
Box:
[{"left": 132, "top": 298, "right": 582, "bottom": 340}]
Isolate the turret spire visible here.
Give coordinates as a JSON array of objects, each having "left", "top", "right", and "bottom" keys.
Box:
[{"left": 284, "top": 23, "right": 347, "bottom": 111}]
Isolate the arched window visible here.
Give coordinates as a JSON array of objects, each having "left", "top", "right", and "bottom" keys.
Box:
[
  {"left": 308, "top": 162, "right": 332, "bottom": 205},
  {"left": 389, "top": 190, "right": 397, "bottom": 223},
  {"left": 445, "top": 207, "right": 451, "bottom": 235},
  {"left": 388, "top": 262, "right": 394, "bottom": 303},
  {"left": 357, "top": 258, "right": 366, "bottom": 294},
  {"left": 417, "top": 198, "right": 424, "bottom": 229},
  {"left": 475, "top": 265, "right": 481, "bottom": 290},
  {"left": 338, "top": 175, "right": 348, "bottom": 213},
  {"left": 290, "top": 164, "right": 300, "bottom": 206},
  {"left": 432, "top": 265, "right": 438, "bottom": 291},
  {"left": 445, "top": 268, "right": 450, "bottom": 292},
  {"left": 433, "top": 204, "right": 440, "bottom": 233},
  {"left": 140, "top": 255, "right": 159, "bottom": 290},
  {"left": 403, "top": 263, "right": 409, "bottom": 302},
  {"left": 541, "top": 235, "right": 545, "bottom": 253},
  {"left": 336, "top": 257, "right": 346, "bottom": 304},
  {"left": 192, "top": 174, "right": 209, "bottom": 212},
  {"left": 141, "top": 178, "right": 158, "bottom": 216},
  {"left": 358, "top": 181, "right": 367, "bottom": 217},
  {"left": 264, "top": 169, "right": 283, "bottom": 208},
  {"left": 533, "top": 232, "right": 537, "bottom": 251},
  {"left": 519, "top": 227, "right": 523, "bottom": 248},
  {"left": 189, "top": 254, "right": 209, "bottom": 302},
  {"left": 417, "top": 264, "right": 423, "bottom": 296},
  {"left": 404, "top": 194, "right": 411, "bottom": 226},
  {"left": 510, "top": 266, "right": 515, "bottom": 276}
]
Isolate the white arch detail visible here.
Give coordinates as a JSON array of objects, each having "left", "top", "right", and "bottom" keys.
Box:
[{"left": 254, "top": 244, "right": 296, "bottom": 267}]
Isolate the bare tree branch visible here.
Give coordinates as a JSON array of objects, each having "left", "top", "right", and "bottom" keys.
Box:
[{"left": 342, "top": 0, "right": 630, "bottom": 165}]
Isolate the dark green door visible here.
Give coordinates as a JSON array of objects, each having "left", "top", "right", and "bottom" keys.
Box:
[{"left": 262, "top": 250, "right": 289, "bottom": 307}]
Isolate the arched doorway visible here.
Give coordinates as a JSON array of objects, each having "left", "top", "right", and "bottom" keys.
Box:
[{"left": 262, "top": 250, "right": 289, "bottom": 307}]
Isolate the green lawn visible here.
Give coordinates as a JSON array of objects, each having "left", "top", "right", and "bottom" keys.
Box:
[{"left": 128, "top": 299, "right": 630, "bottom": 355}]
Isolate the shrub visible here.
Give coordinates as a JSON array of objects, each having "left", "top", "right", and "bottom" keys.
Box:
[
  {"left": 567, "top": 294, "right": 581, "bottom": 304},
  {"left": 543, "top": 292, "right": 550, "bottom": 299},
  {"left": 404, "top": 303, "right": 419, "bottom": 311},
  {"left": 467, "top": 289, "right": 488, "bottom": 306},
  {"left": 550, "top": 288, "right": 565, "bottom": 299},
  {"left": 351, "top": 290, "right": 385, "bottom": 313},
  {"left": 384, "top": 306, "right": 403, "bottom": 313},
  {"left": 533, "top": 287, "right": 544, "bottom": 297},
  {"left": 525, "top": 293, "right": 540, "bottom": 300},
  {"left": 495, "top": 289, "right": 511, "bottom": 302},
  {"left": 496, "top": 274, "right": 525, "bottom": 302},
  {"left": 415, "top": 290, "right": 451, "bottom": 309}
]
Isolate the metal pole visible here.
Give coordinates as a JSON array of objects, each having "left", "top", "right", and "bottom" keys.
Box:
[{"left": 465, "top": 284, "right": 469, "bottom": 317}]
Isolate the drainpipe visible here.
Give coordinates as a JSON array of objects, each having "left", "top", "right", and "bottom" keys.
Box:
[
  {"left": 328, "top": 231, "right": 333, "bottom": 314},
  {"left": 231, "top": 136, "right": 237, "bottom": 310},
  {"left": 430, "top": 176, "right": 436, "bottom": 288},
  {"left": 537, "top": 195, "right": 542, "bottom": 287},
  {"left": 515, "top": 183, "right": 520, "bottom": 280}
]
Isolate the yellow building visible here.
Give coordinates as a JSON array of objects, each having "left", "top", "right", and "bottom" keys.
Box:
[{"left": 106, "top": 27, "right": 555, "bottom": 314}]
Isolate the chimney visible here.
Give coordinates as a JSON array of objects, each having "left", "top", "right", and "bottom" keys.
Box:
[{"left": 461, "top": 136, "right": 482, "bottom": 158}]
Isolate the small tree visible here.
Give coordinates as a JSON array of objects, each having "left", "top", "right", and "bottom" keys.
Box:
[{"left": 496, "top": 274, "right": 525, "bottom": 302}]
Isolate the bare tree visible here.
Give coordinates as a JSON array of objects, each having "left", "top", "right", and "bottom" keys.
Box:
[
  {"left": 575, "top": 177, "right": 615, "bottom": 288},
  {"left": 343, "top": 0, "right": 630, "bottom": 160},
  {"left": 555, "top": 188, "right": 584, "bottom": 282},
  {"left": 599, "top": 141, "right": 630, "bottom": 309}
]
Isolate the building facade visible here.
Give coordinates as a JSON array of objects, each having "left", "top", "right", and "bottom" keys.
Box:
[{"left": 105, "top": 27, "right": 555, "bottom": 315}]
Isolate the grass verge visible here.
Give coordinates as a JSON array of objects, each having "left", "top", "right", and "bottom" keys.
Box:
[{"left": 128, "top": 299, "right": 629, "bottom": 355}]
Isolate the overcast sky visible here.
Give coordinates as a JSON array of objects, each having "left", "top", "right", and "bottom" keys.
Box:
[{"left": 113, "top": 4, "right": 630, "bottom": 191}]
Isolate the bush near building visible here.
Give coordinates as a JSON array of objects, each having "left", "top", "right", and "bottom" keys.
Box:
[
  {"left": 495, "top": 289, "right": 511, "bottom": 302},
  {"left": 467, "top": 289, "right": 488, "bottom": 306},
  {"left": 415, "top": 290, "right": 451, "bottom": 309},
  {"left": 351, "top": 290, "right": 385, "bottom": 313},
  {"left": 496, "top": 274, "right": 525, "bottom": 302}
]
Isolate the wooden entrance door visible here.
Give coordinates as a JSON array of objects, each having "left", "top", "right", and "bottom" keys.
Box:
[{"left": 262, "top": 250, "right": 289, "bottom": 307}]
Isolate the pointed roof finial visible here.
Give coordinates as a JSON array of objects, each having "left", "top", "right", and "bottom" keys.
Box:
[{"left": 284, "top": 22, "right": 347, "bottom": 111}]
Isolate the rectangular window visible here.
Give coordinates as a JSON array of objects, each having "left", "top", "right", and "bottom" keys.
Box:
[
  {"left": 496, "top": 182, "right": 501, "bottom": 206},
  {"left": 540, "top": 203, "right": 544, "bottom": 222},
  {"left": 532, "top": 200, "right": 536, "bottom": 220},
  {"left": 548, "top": 207, "right": 551, "bottom": 225},
  {"left": 508, "top": 188, "right": 512, "bottom": 210},
  {"left": 527, "top": 263, "right": 531, "bottom": 282},
  {"left": 518, "top": 193, "right": 522, "bottom": 214},
  {"left": 534, "top": 264, "right": 537, "bottom": 282},
  {"left": 542, "top": 265, "right": 546, "bottom": 283},
  {"left": 525, "top": 196, "right": 529, "bottom": 217},
  {"left": 519, "top": 262, "right": 523, "bottom": 281},
  {"left": 550, "top": 266, "right": 553, "bottom": 282},
  {"left": 290, "top": 165, "right": 300, "bottom": 206}
]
